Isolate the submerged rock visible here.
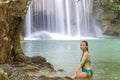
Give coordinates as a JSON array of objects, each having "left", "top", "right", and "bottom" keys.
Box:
[
  {"left": 31, "top": 56, "right": 47, "bottom": 64},
  {"left": 57, "top": 69, "right": 65, "bottom": 72},
  {"left": 38, "top": 62, "right": 54, "bottom": 72}
]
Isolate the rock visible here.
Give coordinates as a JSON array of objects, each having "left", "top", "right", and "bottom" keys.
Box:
[
  {"left": 38, "top": 62, "right": 54, "bottom": 72},
  {"left": 112, "top": 31, "right": 119, "bottom": 36},
  {"left": 31, "top": 56, "right": 46, "bottom": 64},
  {"left": 13, "top": 62, "right": 25, "bottom": 67},
  {"left": 0, "top": 64, "right": 39, "bottom": 80},
  {"left": 0, "top": 64, "right": 13, "bottom": 77},
  {"left": 23, "top": 65, "right": 40, "bottom": 73},
  {"left": 38, "top": 76, "right": 72, "bottom": 80},
  {"left": 0, "top": 63, "right": 72, "bottom": 80},
  {"left": 0, "top": 68, "right": 9, "bottom": 80},
  {"left": 31, "top": 31, "right": 53, "bottom": 39},
  {"left": 64, "top": 76, "right": 72, "bottom": 80},
  {"left": 25, "top": 56, "right": 32, "bottom": 64},
  {"left": 57, "top": 69, "right": 65, "bottom": 72},
  {"left": 0, "top": 55, "right": 71, "bottom": 80},
  {"left": 14, "top": 54, "right": 26, "bottom": 62}
]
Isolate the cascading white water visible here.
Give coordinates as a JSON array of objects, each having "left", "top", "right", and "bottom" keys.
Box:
[
  {"left": 55, "top": 0, "right": 66, "bottom": 34},
  {"left": 75, "top": 2, "right": 81, "bottom": 37},
  {"left": 65, "top": 0, "right": 71, "bottom": 36},
  {"left": 24, "top": 0, "right": 102, "bottom": 40},
  {"left": 24, "top": 5, "right": 32, "bottom": 37}
]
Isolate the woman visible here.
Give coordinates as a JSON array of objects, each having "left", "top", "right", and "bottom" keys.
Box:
[{"left": 71, "top": 41, "right": 93, "bottom": 79}]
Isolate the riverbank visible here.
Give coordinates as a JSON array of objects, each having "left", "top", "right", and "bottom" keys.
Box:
[{"left": 0, "top": 56, "right": 73, "bottom": 80}]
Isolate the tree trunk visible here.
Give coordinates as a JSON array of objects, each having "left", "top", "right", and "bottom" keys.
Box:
[{"left": 0, "top": 0, "right": 31, "bottom": 64}]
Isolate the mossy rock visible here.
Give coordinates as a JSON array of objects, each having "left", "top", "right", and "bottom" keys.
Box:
[{"left": 0, "top": 68, "right": 9, "bottom": 80}]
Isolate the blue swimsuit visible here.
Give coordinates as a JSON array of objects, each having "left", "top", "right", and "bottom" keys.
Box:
[{"left": 80, "top": 56, "right": 93, "bottom": 78}]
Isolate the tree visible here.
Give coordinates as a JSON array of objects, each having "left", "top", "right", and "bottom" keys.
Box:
[{"left": 0, "top": 0, "right": 31, "bottom": 64}]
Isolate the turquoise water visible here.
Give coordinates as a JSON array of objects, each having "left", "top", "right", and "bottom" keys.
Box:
[{"left": 21, "top": 39, "right": 120, "bottom": 80}]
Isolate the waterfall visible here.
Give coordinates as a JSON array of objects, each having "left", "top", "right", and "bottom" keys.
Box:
[
  {"left": 75, "top": 2, "right": 81, "bottom": 37},
  {"left": 24, "top": 0, "right": 102, "bottom": 40},
  {"left": 65, "top": 0, "right": 71, "bottom": 36},
  {"left": 24, "top": 5, "right": 32, "bottom": 37}
]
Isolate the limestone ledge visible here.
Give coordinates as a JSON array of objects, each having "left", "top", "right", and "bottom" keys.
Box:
[{"left": 0, "top": 56, "right": 72, "bottom": 80}]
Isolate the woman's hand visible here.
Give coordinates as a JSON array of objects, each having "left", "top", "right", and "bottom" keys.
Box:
[{"left": 71, "top": 72, "right": 77, "bottom": 79}]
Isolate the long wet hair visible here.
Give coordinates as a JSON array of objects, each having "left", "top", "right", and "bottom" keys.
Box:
[{"left": 82, "top": 40, "right": 89, "bottom": 52}]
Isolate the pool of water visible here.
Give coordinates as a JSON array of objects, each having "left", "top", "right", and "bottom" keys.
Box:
[{"left": 21, "top": 39, "right": 120, "bottom": 80}]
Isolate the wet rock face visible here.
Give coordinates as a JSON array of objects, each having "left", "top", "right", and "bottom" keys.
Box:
[{"left": 94, "top": 0, "right": 120, "bottom": 36}]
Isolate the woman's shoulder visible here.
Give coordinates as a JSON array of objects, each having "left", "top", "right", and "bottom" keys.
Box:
[
  {"left": 84, "top": 51, "right": 89, "bottom": 55},
  {"left": 84, "top": 51, "right": 90, "bottom": 58}
]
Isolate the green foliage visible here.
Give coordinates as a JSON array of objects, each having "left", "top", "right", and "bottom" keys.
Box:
[
  {"left": 96, "top": 0, "right": 120, "bottom": 13},
  {"left": 112, "top": 3, "right": 120, "bottom": 13},
  {"left": 110, "top": 0, "right": 113, "bottom": 3}
]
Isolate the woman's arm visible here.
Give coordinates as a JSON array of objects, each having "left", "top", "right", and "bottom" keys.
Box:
[{"left": 75, "top": 53, "right": 87, "bottom": 73}]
